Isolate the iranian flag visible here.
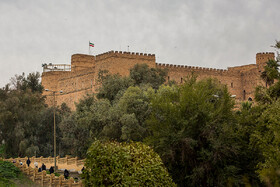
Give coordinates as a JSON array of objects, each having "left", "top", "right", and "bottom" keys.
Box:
[{"left": 89, "top": 42, "right": 94, "bottom": 47}]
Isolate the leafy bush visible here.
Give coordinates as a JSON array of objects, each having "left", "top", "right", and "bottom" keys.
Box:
[
  {"left": 83, "top": 140, "right": 176, "bottom": 186},
  {"left": 0, "top": 160, "right": 20, "bottom": 185}
]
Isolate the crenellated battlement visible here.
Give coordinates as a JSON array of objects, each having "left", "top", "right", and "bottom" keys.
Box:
[
  {"left": 256, "top": 52, "right": 274, "bottom": 55},
  {"left": 156, "top": 63, "right": 228, "bottom": 72},
  {"left": 256, "top": 52, "right": 275, "bottom": 67},
  {"left": 95, "top": 50, "right": 155, "bottom": 61}
]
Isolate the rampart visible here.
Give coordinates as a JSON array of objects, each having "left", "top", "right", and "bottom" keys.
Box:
[{"left": 42, "top": 50, "right": 275, "bottom": 110}]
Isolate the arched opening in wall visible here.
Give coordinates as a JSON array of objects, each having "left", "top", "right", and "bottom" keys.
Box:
[
  {"left": 248, "top": 97, "right": 253, "bottom": 101},
  {"left": 243, "top": 90, "right": 246, "bottom": 100},
  {"left": 168, "top": 76, "right": 170, "bottom": 81},
  {"left": 231, "top": 82, "right": 233, "bottom": 88},
  {"left": 181, "top": 78, "right": 183, "bottom": 83}
]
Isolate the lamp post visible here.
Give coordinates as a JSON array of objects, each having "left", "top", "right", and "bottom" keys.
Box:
[{"left": 45, "top": 89, "right": 63, "bottom": 172}]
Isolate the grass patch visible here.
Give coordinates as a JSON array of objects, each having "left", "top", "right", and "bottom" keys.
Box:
[
  {"left": 0, "top": 160, "right": 37, "bottom": 187},
  {"left": 0, "top": 160, "right": 20, "bottom": 186}
]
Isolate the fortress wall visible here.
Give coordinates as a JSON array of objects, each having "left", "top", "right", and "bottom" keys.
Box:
[
  {"left": 228, "top": 64, "right": 256, "bottom": 72},
  {"left": 95, "top": 51, "right": 155, "bottom": 61},
  {"left": 42, "top": 71, "right": 69, "bottom": 92},
  {"left": 240, "top": 68, "right": 265, "bottom": 100},
  {"left": 94, "top": 51, "right": 156, "bottom": 80},
  {"left": 42, "top": 68, "right": 96, "bottom": 109},
  {"left": 54, "top": 69, "right": 96, "bottom": 109},
  {"left": 47, "top": 51, "right": 157, "bottom": 109},
  {"left": 42, "top": 71, "right": 69, "bottom": 107},
  {"left": 57, "top": 70, "right": 95, "bottom": 95},
  {"left": 156, "top": 63, "right": 243, "bottom": 100},
  {"left": 71, "top": 54, "right": 95, "bottom": 72},
  {"left": 55, "top": 88, "right": 94, "bottom": 109}
]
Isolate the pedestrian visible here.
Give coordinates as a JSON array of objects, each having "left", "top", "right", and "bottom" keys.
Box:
[
  {"left": 38, "top": 167, "right": 42, "bottom": 172},
  {"left": 81, "top": 167, "right": 85, "bottom": 179},
  {"left": 41, "top": 163, "right": 46, "bottom": 171},
  {"left": 49, "top": 166, "right": 54, "bottom": 174},
  {"left": 26, "top": 157, "right": 31, "bottom": 167},
  {"left": 64, "top": 169, "right": 69, "bottom": 179},
  {"left": 19, "top": 160, "right": 23, "bottom": 165},
  {"left": 34, "top": 161, "right": 38, "bottom": 168}
]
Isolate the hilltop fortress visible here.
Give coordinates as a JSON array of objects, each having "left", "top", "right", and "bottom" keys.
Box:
[{"left": 42, "top": 51, "right": 275, "bottom": 109}]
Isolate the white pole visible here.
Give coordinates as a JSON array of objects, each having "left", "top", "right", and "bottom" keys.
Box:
[{"left": 89, "top": 41, "right": 90, "bottom": 55}]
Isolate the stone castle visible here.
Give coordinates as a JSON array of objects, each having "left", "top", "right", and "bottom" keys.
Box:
[{"left": 41, "top": 51, "right": 275, "bottom": 109}]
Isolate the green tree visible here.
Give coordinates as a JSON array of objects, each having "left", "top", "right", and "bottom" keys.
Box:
[
  {"left": 0, "top": 73, "right": 68, "bottom": 158},
  {"left": 250, "top": 100, "right": 280, "bottom": 186},
  {"left": 235, "top": 102, "right": 265, "bottom": 186},
  {"left": 117, "top": 86, "right": 152, "bottom": 141},
  {"left": 130, "top": 63, "right": 167, "bottom": 89},
  {"left": 10, "top": 72, "right": 43, "bottom": 93},
  {"left": 0, "top": 73, "right": 46, "bottom": 157},
  {"left": 97, "top": 74, "right": 134, "bottom": 102},
  {"left": 145, "top": 78, "right": 241, "bottom": 186}
]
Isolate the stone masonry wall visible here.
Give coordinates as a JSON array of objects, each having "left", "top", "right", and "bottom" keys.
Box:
[{"left": 42, "top": 51, "right": 275, "bottom": 110}]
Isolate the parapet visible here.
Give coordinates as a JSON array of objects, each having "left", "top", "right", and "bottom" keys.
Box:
[
  {"left": 71, "top": 54, "right": 95, "bottom": 62},
  {"left": 156, "top": 63, "right": 227, "bottom": 73},
  {"left": 256, "top": 52, "right": 275, "bottom": 56},
  {"left": 95, "top": 50, "right": 155, "bottom": 61}
]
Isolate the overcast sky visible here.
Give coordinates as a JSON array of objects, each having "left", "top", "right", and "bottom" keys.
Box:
[{"left": 0, "top": 0, "right": 279, "bottom": 87}]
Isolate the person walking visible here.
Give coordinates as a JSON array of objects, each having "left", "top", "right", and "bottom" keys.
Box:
[
  {"left": 41, "top": 163, "right": 46, "bottom": 171},
  {"left": 26, "top": 158, "right": 31, "bottom": 167},
  {"left": 64, "top": 169, "right": 69, "bottom": 179},
  {"left": 34, "top": 161, "right": 38, "bottom": 168},
  {"left": 49, "top": 166, "right": 54, "bottom": 174}
]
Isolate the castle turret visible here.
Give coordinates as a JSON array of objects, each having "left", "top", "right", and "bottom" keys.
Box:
[{"left": 256, "top": 52, "right": 275, "bottom": 70}]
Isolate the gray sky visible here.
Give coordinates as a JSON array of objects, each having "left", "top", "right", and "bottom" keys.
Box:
[{"left": 0, "top": 0, "right": 279, "bottom": 87}]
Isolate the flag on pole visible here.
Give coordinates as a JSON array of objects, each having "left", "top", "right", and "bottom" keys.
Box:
[{"left": 89, "top": 42, "right": 94, "bottom": 47}]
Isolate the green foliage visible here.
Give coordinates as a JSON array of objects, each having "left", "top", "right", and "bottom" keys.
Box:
[
  {"left": 260, "top": 59, "right": 279, "bottom": 87},
  {"left": 235, "top": 104, "right": 265, "bottom": 186},
  {"left": 97, "top": 74, "right": 134, "bottom": 102},
  {"left": 10, "top": 72, "right": 43, "bottom": 93},
  {"left": 130, "top": 63, "right": 167, "bottom": 89},
  {"left": 60, "top": 85, "right": 154, "bottom": 157},
  {"left": 271, "top": 40, "right": 280, "bottom": 49},
  {"left": 83, "top": 140, "right": 176, "bottom": 187},
  {"left": 0, "top": 73, "right": 69, "bottom": 158},
  {"left": 0, "top": 160, "right": 20, "bottom": 185},
  {"left": 250, "top": 100, "right": 280, "bottom": 185},
  {"left": 145, "top": 78, "right": 242, "bottom": 186},
  {"left": 0, "top": 87, "right": 46, "bottom": 157}
]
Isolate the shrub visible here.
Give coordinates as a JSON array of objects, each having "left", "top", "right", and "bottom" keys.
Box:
[
  {"left": 83, "top": 140, "right": 176, "bottom": 186},
  {"left": 0, "top": 160, "right": 21, "bottom": 185}
]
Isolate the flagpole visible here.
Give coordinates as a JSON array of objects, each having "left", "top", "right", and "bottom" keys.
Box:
[{"left": 89, "top": 41, "right": 90, "bottom": 55}]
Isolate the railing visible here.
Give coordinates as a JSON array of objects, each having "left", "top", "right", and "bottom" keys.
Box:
[
  {"left": 43, "top": 64, "right": 71, "bottom": 72},
  {"left": 4, "top": 156, "right": 85, "bottom": 171},
  {"left": 13, "top": 162, "right": 83, "bottom": 187}
]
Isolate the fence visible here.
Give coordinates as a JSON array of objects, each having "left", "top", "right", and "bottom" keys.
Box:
[
  {"left": 11, "top": 162, "right": 83, "bottom": 187},
  {"left": 4, "top": 156, "right": 85, "bottom": 171}
]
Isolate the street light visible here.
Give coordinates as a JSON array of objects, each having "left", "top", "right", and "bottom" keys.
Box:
[{"left": 45, "top": 89, "right": 63, "bottom": 172}]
